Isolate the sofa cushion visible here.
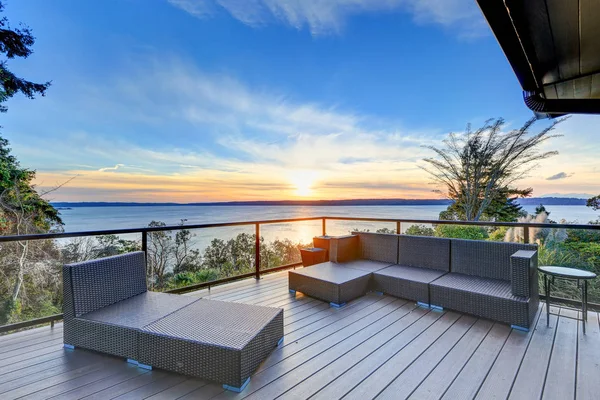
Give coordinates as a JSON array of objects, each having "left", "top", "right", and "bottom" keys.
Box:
[
  {"left": 429, "top": 273, "right": 532, "bottom": 327},
  {"left": 80, "top": 291, "right": 200, "bottom": 328},
  {"left": 398, "top": 235, "right": 450, "bottom": 272},
  {"left": 372, "top": 265, "right": 447, "bottom": 303},
  {"left": 341, "top": 259, "right": 394, "bottom": 273},
  {"left": 451, "top": 240, "right": 537, "bottom": 281},
  {"left": 430, "top": 273, "right": 521, "bottom": 300},
  {"left": 354, "top": 232, "right": 399, "bottom": 264}
]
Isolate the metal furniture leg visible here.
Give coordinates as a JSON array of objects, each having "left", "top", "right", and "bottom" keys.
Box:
[
  {"left": 581, "top": 279, "right": 586, "bottom": 334},
  {"left": 545, "top": 274, "right": 550, "bottom": 326}
]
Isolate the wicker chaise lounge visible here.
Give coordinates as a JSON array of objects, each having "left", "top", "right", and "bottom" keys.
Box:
[{"left": 63, "top": 252, "right": 283, "bottom": 392}]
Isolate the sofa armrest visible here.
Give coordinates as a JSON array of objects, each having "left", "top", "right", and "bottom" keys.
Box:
[
  {"left": 510, "top": 250, "right": 538, "bottom": 297},
  {"left": 329, "top": 235, "right": 360, "bottom": 263}
]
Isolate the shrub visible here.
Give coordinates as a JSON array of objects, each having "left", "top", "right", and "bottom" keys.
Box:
[
  {"left": 488, "top": 226, "right": 509, "bottom": 242},
  {"left": 434, "top": 225, "right": 488, "bottom": 240},
  {"left": 405, "top": 224, "right": 434, "bottom": 237}
]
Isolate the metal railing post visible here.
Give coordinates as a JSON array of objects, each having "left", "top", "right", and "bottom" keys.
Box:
[
  {"left": 322, "top": 218, "right": 327, "bottom": 236},
  {"left": 524, "top": 227, "right": 530, "bottom": 244},
  {"left": 255, "top": 223, "right": 261, "bottom": 280},
  {"left": 141, "top": 231, "right": 148, "bottom": 253},
  {"left": 396, "top": 221, "right": 401, "bottom": 234}
]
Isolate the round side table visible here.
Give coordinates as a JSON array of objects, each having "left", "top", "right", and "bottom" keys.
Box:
[{"left": 538, "top": 266, "right": 597, "bottom": 333}]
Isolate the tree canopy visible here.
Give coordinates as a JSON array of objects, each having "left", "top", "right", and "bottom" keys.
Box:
[
  {"left": 422, "top": 117, "right": 563, "bottom": 221},
  {"left": 0, "top": 135, "right": 62, "bottom": 234},
  {"left": 0, "top": 0, "right": 50, "bottom": 112}
]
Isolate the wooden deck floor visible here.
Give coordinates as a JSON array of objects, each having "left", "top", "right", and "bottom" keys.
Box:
[{"left": 1, "top": 269, "right": 599, "bottom": 399}]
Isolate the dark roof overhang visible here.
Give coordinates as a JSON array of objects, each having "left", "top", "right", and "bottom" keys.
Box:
[{"left": 477, "top": 0, "right": 600, "bottom": 117}]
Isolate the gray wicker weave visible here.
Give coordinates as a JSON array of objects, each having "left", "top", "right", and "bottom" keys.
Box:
[
  {"left": 64, "top": 252, "right": 285, "bottom": 391},
  {"left": 430, "top": 242, "right": 539, "bottom": 329},
  {"left": 342, "top": 259, "right": 394, "bottom": 273},
  {"left": 398, "top": 235, "right": 451, "bottom": 271},
  {"left": 62, "top": 251, "right": 182, "bottom": 360},
  {"left": 138, "top": 299, "right": 283, "bottom": 390},
  {"left": 373, "top": 265, "right": 446, "bottom": 304},
  {"left": 371, "top": 235, "right": 450, "bottom": 304},
  {"left": 450, "top": 239, "right": 536, "bottom": 280},
  {"left": 354, "top": 232, "right": 399, "bottom": 264},
  {"left": 289, "top": 262, "right": 371, "bottom": 305}
]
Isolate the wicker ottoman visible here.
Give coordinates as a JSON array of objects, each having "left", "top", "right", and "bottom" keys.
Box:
[
  {"left": 288, "top": 262, "right": 372, "bottom": 307},
  {"left": 137, "top": 299, "right": 283, "bottom": 392}
]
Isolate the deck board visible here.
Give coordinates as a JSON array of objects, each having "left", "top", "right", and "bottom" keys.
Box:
[{"left": 0, "top": 270, "right": 598, "bottom": 400}]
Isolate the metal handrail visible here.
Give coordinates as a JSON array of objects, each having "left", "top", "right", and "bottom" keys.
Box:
[{"left": 1, "top": 215, "right": 599, "bottom": 334}]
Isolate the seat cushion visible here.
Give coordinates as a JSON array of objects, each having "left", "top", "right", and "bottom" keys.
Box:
[
  {"left": 429, "top": 273, "right": 532, "bottom": 327},
  {"left": 81, "top": 291, "right": 200, "bottom": 328},
  {"left": 290, "top": 262, "right": 371, "bottom": 284},
  {"left": 372, "top": 265, "right": 446, "bottom": 303},
  {"left": 430, "top": 273, "right": 520, "bottom": 300},
  {"left": 341, "top": 259, "right": 394, "bottom": 273}
]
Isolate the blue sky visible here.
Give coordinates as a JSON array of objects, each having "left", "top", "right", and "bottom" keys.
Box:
[{"left": 2, "top": 0, "right": 599, "bottom": 201}]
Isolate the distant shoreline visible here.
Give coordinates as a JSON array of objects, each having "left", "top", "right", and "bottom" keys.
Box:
[{"left": 51, "top": 197, "right": 588, "bottom": 208}]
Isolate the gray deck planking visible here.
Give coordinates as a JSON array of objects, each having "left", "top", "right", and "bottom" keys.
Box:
[{"left": 0, "top": 270, "right": 598, "bottom": 400}]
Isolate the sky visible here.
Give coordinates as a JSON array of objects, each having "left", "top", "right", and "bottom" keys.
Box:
[{"left": 2, "top": 0, "right": 600, "bottom": 202}]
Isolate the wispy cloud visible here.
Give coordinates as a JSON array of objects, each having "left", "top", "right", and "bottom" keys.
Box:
[
  {"left": 23, "top": 55, "right": 600, "bottom": 202},
  {"left": 167, "top": 0, "right": 486, "bottom": 37},
  {"left": 98, "top": 164, "right": 125, "bottom": 172},
  {"left": 546, "top": 172, "right": 572, "bottom": 181}
]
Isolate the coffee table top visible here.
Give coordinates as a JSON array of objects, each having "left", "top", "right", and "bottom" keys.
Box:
[
  {"left": 141, "top": 299, "right": 282, "bottom": 350},
  {"left": 538, "top": 266, "right": 597, "bottom": 279},
  {"left": 290, "top": 262, "right": 371, "bottom": 284}
]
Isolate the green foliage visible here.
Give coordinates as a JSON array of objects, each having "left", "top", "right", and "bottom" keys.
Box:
[
  {"left": 0, "top": 1, "right": 50, "bottom": 113},
  {"left": 350, "top": 227, "right": 396, "bottom": 234},
  {"left": 434, "top": 224, "right": 488, "bottom": 240},
  {"left": 564, "top": 226, "right": 600, "bottom": 244},
  {"left": 405, "top": 224, "right": 434, "bottom": 237},
  {"left": 438, "top": 187, "right": 530, "bottom": 222},
  {"left": 488, "top": 226, "right": 509, "bottom": 242},
  {"left": 0, "top": 136, "right": 62, "bottom": 233},
  {"left": 166, "top": 269, "right": 219, "bottom": 289},
  {"left": 587, "top": 195, "right": 600, "bottom": 211},
  {"left": 561, "top": 242, "right": 600, "bottom": 268}
]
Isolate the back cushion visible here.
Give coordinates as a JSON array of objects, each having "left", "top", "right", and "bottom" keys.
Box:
[
  {"left": 66, "top": 251, "right": 147, "bottom": 317},
  {"left": 398, "top": 235, "right": 450, "bottom": 272},
  {"left": 451, "top": 240, "right": 537, "bottom": 281},
  {"left": 355, "top": 232, "right": 399, "bottom": 264}
]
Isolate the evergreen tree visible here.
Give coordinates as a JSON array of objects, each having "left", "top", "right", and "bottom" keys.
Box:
[
  {"left": 0, "top": 0, "right": 50, "bottom": 112},
  {"left": 422, "top": 117, "right": 562, "bottom": 221}
]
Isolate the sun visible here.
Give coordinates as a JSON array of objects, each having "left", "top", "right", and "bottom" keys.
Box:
[{"left": 288, "top": 170, "right": 318, "bottom": 197}]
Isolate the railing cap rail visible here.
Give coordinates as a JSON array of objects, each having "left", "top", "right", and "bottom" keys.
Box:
[{"left": 1, "top": 215, "right": 598, "bottom": 243}]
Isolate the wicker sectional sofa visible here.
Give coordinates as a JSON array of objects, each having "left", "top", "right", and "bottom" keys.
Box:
[
  {"left": 289, "top": 233, "right": 398, "bottom": 306},
  {"left": 63, "top": 252, "right": 283, "bottom": 392},
  {"left": 289, "top": 232, "right": 539, "bottom": 330}
]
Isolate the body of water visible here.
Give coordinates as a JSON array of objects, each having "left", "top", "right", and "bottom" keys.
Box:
[{"left": 58, "top": 205, "right": 599, "bottom": 251}]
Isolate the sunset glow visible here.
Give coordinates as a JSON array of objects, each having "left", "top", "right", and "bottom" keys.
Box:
[
  {"left": 289, "top": 170, "right": 318, "bottom": 197},
  {"left": 5, "top": 1, "right": 600, "bottom": 203}
]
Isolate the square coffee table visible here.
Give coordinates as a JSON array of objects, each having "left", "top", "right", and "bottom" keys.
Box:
[
  {"left": 137, "top": 299, "right": 283, "bottom": 392},
  {"left": 289, "top": 262, "right": 371, "bottom": 307}
]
